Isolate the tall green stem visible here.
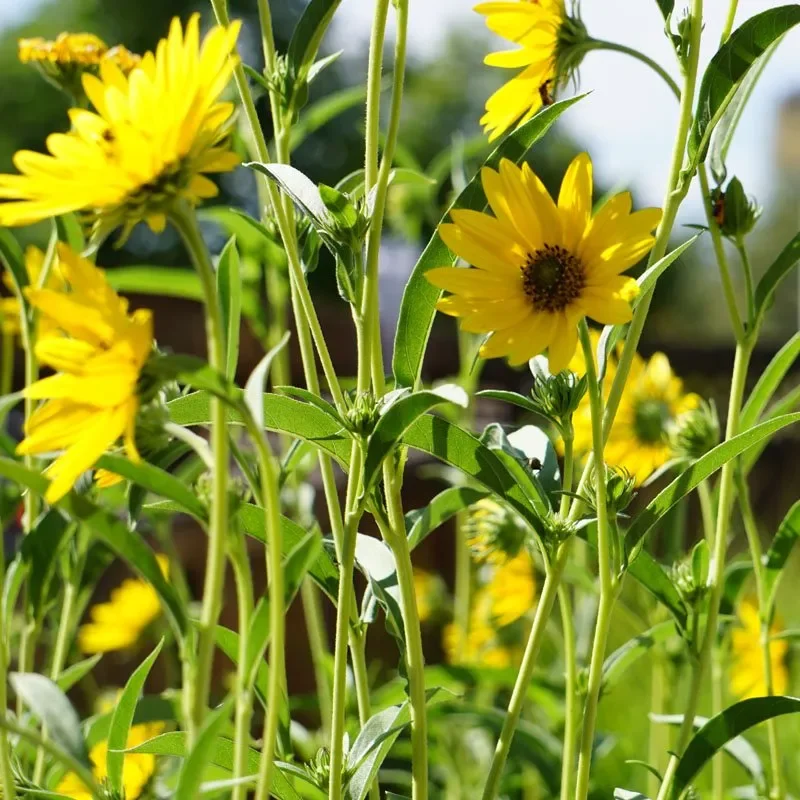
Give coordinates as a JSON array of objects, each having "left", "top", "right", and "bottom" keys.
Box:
[
  {"left": 721, "top": 0, "right": 739, "bottom": 43},
  {"left": 230, "top": 532, "right": 255, "bottom": 800},
  {"left": 574, "top": 320, "right": 617, "bottom": 800},
  {"left": 0, "top": 510, "right": 16, "bottom": 800},
  {"left": 481, "top": 543, "right": 571, "bottom": 800},
  {"left": 649, "top": 651, "right": 668, "bottom": 798},
  {"left": 558, "top": 584, "right": 578, "bottom": 800},
  {"left": 381, "top": 466, "right": 429, "bottom": 800},
  {"left": 171, "top": 208, "right": 230, "bottom": 741},
  {"left": 0, "top": 332, "right": 12, "bottom": 397},
  {"left": 656, "top": 340, "right": 753, "bottom": 800},
  {"left": 737, "top": 473, "right": 784, "bottom": 799}
]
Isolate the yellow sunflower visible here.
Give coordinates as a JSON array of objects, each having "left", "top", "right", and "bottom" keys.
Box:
[
  {"left": 1, "top": 245, "right": 67, "bottom": 337},
  {"left": 0, "top": 14, "right": 241, "bottom": 238},
  {"left": 79, "top": 555, "right": 168, "bottom": 653},
  {"left": 426, "top": 153, "right": 660, "bottom": 373},
  {"left": 413, "top": 568, "right": 446, "bottom": 623},
  {"left": 464, "top": 498, "right": 528, "bottom": 565},
  {"left": 572, "top": 347, "right": 699, "bottom": 485},
  {"left": 476, "top": 0, "right": 586, "bottom": 140},
  {"left": 730, "top": 598, "right": 789, "bottom": 700},
  {"left": 19, "top": 32, "right": 140, "bottom": 72},
  {"left": 57, "top": 722, "right": 163, "bottom": 800},
  {"left": 444, "top": 593, "right": 515, "bottom": 669},
  {"left": 15, "top": 243, "right": 153, "bottom": 503},
  {"left": 486, "top": 551, "right": 537, "bottom": 626}
]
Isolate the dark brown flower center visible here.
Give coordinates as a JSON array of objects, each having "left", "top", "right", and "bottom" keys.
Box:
[{"left": 521, "top": 244, "right": 585, "bottom": 312}]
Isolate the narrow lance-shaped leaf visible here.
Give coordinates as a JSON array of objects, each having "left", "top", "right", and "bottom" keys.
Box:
[
  {"left": 741, "top": 331, "right": 800, "bottom": 430},
  {"left": 245, "top": 332, "right": 291, "bottom": 429},
  {"left": 286, "top": 0, "right": 342, "bottom": 84},
  {"left": 217, "top": 237, "right": 241, "bottom": 381},
  {"left": 246, "top": 163, "right": 331, "bottom": 229},
  {"left": 626, "top": 413, "right": 800, "bottom": 552},
  {"left": 392, "top": 94, "right": 586, "bottom": 389},
  {"left": 689, "top": 6, "right": 800, "bottom": 163},
  {"left": 753, "top": 232, "right": 800, "bottom": 326},
  {"left": 107, "top": 639, "right": 164, "bottom": 793},
  {"left": 107, "top": 266, "right": 202, "bottom": 301},
  {"left": 660, "top": 697, "right": 800, "bottom": 798},
  {"left": 405, "top": 486, "right": 489, "bottom": 550},
  {"left": 764, "top": 500, "right": 800, "bottom": 612}
]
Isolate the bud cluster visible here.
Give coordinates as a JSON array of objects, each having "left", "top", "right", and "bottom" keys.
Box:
[{"left": 670, "top": 399, "right": 720, "bottom": 460}]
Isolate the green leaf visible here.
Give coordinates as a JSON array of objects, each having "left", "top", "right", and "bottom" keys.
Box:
[
  {"left": 245, "top": 333, "right": 291, "bottom": 430},
  {"left": 56, "top": 654, "right": 102, "bottom": 693},
  {"left": 275, "top": 385, "right": 346, "bottom": 427},
  {"left": 96, "top": 453, "right": 207, "bottom": 521},
  {"left": 284, "top": 531, "right": 324, "bottom": 603},
  {"left": 199, "top": 207, "right": 276, "bottom": 255},
  {"left": 363, "top": 385, "right": 467, "bottom": 489},
  {"left": 20, "top": 508, "right": 72, "bottom": 622},
  {"left": 217, "top": 237, "right": 242, "bottom": 381},
  {"left": 391, "top": 94, "right": 586, "bottom": 389},
  {"left": 634, "top": 235, "right": 700, "bottom": 300},
  {"left": 741, "top": 332, "right": 800, "bottom": 430},
  {"left": 654, "top": 0, "right": 673, "bottom": 21},
  {"left": 657, "top": 696, "right": 800, "bottom": 798},
  {"left": 126, "top": 730, "right": 302, "bottom": 799},
  {"left": 246, "top": 163, "right": 331, "bottom": 228},
  {"left": 55, "top": 213, "right": 85, "bottom": 254},
  {"left": 709, "top": 35, "right": 781, "bottom": 183},
  {"left": 355, "top": 534, "right": 404, "bottom": 647},
  {"left": 306, "top": 49, "right": 343, "bottom": 83},
  {"left": 399, "top": 415, "right": 545, "bottom": 536},
  {"left": 319, "top": 183, "right": 359, "bottom": 229},
  {"left": 475, "top": 390, "right": 540, "bottom": 416},
  {"left": 625, "top": 413, "right": 800, "bottom": 552},
  {"left": 405, "top": 486, "right": 488, "bottom": 550},
  {"left": 175, "top": 698, "right": 235, "bottom": 800},
  {"left": 290, "top": 84, "right": 368, "bottom": 151},
  {"left": 602, "top": 621, "right": 675, "bottom": 691},
  {"left": 764, "top": 500, "right": 800, "bottom": 613},
  {"left": 107, "top": 640, "right": 164, "bottom": 793},
  {"left": 106, "top": 266, "right": 202, "bottom": 301},
  {"left": 10, "top": 673, "right": 89, "bottom": 766},
  {"left": 0, "top": 228, "right": 27, "bottom": 297},
  {"left": 689, "top": 6, "right": 800, "bottom": 163},
  {"left": 753, "top": 232, "right": 800, "bottom": 326},
  {"left": 614, "top": 791, "right": 650, "bottom": 800},
  {"left": 286, "top": 0, "right": 342, "bottom": 84},
  {"left": 0, "top": 457, "right": 188, "bottom": 637}
]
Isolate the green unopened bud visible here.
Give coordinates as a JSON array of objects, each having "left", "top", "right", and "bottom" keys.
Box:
[
  {"left": 674, "top": 10, "right": 694, "bottom": 65},
  {"left": 588, "top": 466, "right": 636, "bottom": 515},
  {"left": 305, "top": 747, "right": 331, "bottom": 789},
  {"left": 670, "top": 399, "right": 720, "bottom": 460},
  {"left": 528, "top": 356, "right": 587, "bottom": 427},
  {"left": 711, "top": 177, "right": 760, "bottom": 239},
  {"left": 319, "top": 184, "right": 371, "bottom": 245},
  {"left": 346, "top": 391, "right": 379, "bottom": 437},
  {"left": 464, "top": 498, "right": 530, "bottom": 564},
  {"left": 541, "top": 509, "right": 577, "bottom": 550},
  {"left": 134, "top": 399, "right": 172, "bottom": 456},
  {"left": 670, "top": 547, "right": 708, "bottom": 609}
]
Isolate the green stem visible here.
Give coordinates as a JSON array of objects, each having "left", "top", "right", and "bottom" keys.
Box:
[
  {"left": 301, "top": 578, "right": 333, "bottom": 735},
  {"left": 736, "top": 238, "right": 757, "bottom": 330},
  {"left": 329, "top": 443, "right": 365, "bottom": 800},
  {"left": 585, "top": 39, "right": 681, "bottom": 100},
  {"left": 230, "top": 532, "right": 255, "bottom": 800},
  {"left": 698, "top": 480, "right": 716, "bottom": 548},
  {"left": 656, "top": 340, "right": 753, "bottom": 800},
  {"left": 574, "top": 320, "right": 617, "bottom": 800},
  {"left": 381, "top": 465, "right": 429, "bottom": 800},
  {"left": 558, "top": 584, "right": 578, "bottom": 800},
  {"left": 242, "top": 420, "right": 284, "bottom": 800},
  {"left": 569, "top": 0, "right": 704, "bottom": 519},
  {"left": 720, "top": 0, "right": 739, "bottom": 43},
  {"left": 0, "top": 332, "right": 12, "bottom": 397},
  {"left": 559, "top": 430, "right": 574, "bottom": 518},
  {"left": 711, "top": 642, "right": 725, "bottom": 800},
  {"left": 0, "top": 512, "right": 16, "bottom": 800},
  {"left": 648, "top": 651, "right": 668, "bottom": 799},
  {"left": 481, "top": 543, "right": 571, "bottom": 800},
  {"left": 362, "top": 0, "right": 409, "bottom": 392},
  {"left": 698, "top": 165, "right": 745, "bottom": 343},
  {"left": 737, "top": 473, "right": 784, "bottom": 800},
  {"left": 170, "top": 207, "right": 230, "bottom": 742}
]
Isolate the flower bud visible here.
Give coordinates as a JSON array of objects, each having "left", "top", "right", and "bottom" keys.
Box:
[
  {"left": 711, "top": 177, "right": 761, "bottom": 240},
  {"left": 528, "top": 356, "right": 588, "bottom": 427},
  {"left": 584, "top": 466, "right": 636, "bottom": 515},
  {"left": 670, "top": 544, "right": 709, "bottom": 610},
  {"left": 346, "top": 391, "right": 379, "bottom": 437},
  {"left": 464, "top": 499, "right": 530, "bottom": 564},
  {"left": 670, "top": 399, "right": 720, "bottom": 460}
]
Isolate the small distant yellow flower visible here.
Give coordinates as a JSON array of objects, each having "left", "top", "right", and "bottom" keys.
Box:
[
  {"left": 78, "top": 555, "right": 168, "bottom": 654},
  {"left": 476, "top": 0, "right": 587, "bottom": 141},
  {"left": 413, "top": 568, "right": 445, "bottom": 623},
  {"left": 15, "top": 244, "right": 153, "bottom": 503},
  {"left": 572, "top": 348, "right": 699, "bottom": 485},
  {"left": 444, "top": 593, "right": 514, "bottom": 669},
  {"left": 57, "top": 722, "right": 163, "bottom": 800},
  {"left": 0, "top": 15, "right": 241, "bottom": 239},
  {"left": 486, "top": 551, "right": 537, "bottom": 626},
  {"left": 1, "top": 245, "right": 67, "bottom": 337},
  {"left": 426, "top": 154, "right": 660, "bottom": 373},
  {"left": 730, "top": 597, "right": 789, "bottom": 701}
]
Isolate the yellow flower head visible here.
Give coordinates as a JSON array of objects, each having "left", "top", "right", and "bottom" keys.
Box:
[
  {"left": 485, "top": 551, "right": 537, "bottom": 626},
  {"left": 15, "top": 243, "right": 153, "bottom": 503},
  {"left": 464, "top": 498, "right": 528, "bottom": 565},
  {"left": 444, "top": 593, "right": 514, "bottom": 669},
  {"left": 2, "top": 246, "right": 67, "bottom": 337},
  {"left": 730, "top": 597, "right": 789, "bottom": 701},
  {"left": 57, "top": 722, "right": 163, "bottom": 800},
  {"left": 573, "top": 347, "right": 699, "bottom": 485},
  {"left": 476, "top": 0, "right": 587, "bottom": 141},
  {"left": 413, "top": 568, "right": 445, "bottom": 623},
  {"left": 427, "top": 154, "right": 660, "bottom": 373},
  {"left": 0, "top": 15, "right": 241, "bottom": 239},
  {"left": 78, "top": 555, "right": 168, "bottom": 654}
]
